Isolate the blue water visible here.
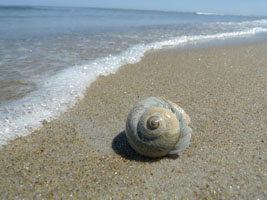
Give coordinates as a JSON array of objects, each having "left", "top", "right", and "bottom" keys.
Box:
[
  {"left": 0, "top": 6, "right": 267, "bottom": 146},
  {"left": 1, "top": 6, "right": 266, "bottom": 40}
]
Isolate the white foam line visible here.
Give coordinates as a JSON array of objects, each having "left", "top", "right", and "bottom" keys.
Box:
[
  {"left": 218, "top": 19, "right": 267, "bottom": 26},
  {"left": 1, "top": 27, "right": 267, "bottom": 147},
  {"left": 196, "top": 12, "right": 224, "bottom": 16}
]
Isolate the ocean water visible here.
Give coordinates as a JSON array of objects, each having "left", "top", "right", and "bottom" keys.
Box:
[{"left": 0, "top": 6, "right": 267, "bottom": 146}]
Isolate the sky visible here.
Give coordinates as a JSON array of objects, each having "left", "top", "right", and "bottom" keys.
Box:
[{"left": 0, "top": 0, "right": 266, "bottom": 16}]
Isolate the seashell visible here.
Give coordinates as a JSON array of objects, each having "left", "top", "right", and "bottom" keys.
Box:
[{"left": 125, "top": 97, "right": 192, "bottom": 158}]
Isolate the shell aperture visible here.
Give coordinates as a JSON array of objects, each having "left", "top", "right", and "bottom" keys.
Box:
[{"left": 125, "top": 97, "right": 192, "bottom": 158}]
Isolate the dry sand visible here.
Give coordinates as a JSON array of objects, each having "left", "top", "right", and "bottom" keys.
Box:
[{"left": 0, "top": 42, "right": 266, "bottom": 199}]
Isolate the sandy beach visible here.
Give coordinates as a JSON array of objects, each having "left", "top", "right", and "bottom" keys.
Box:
[{"left": 0, "top": 41, "right": 266, "bottom": 199}]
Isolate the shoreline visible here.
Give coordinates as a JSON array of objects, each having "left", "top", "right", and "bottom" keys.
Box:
[
  {"left": 1, "top": 41, "right": 266, "bottom": 199},
  {"left": 1, "top": 34, "right": 267, "bottom": 147}
]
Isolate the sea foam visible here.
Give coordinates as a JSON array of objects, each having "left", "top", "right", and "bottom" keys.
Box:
[{"left": 1, "top": 27, "right": 267, "bottom": 147}]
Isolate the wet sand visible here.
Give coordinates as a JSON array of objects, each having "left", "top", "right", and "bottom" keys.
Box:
[{"left": 0, "top": 42, "right": 266, "bottom": 199}]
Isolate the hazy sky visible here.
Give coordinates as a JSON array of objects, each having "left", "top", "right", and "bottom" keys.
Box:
[{"left": 0, "top": 0, "right": 266, "bottom": 15}]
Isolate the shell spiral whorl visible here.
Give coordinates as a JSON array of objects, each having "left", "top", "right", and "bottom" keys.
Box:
[
  {"left": 125, "top": 97, "right": 192, "bottom": 158},
  {"left": 147, "top": 117, "right": 159, "bottom": 130}
]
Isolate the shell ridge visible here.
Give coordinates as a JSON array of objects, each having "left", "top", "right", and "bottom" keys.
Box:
[
  {"left": 169, "top": 128, "right": 192, "bottom": 154},
  {"left": 136, "top": 124, "right": 159, "bottom": 142}
]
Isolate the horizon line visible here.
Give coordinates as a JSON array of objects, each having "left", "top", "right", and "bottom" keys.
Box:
[{"left": 0, "top": 4, "right": 265, "bottom": 17}]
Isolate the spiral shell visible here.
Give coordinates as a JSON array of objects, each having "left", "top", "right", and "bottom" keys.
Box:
[{"left": 125, "top": 97, "right": 192, "bottom": 158}]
